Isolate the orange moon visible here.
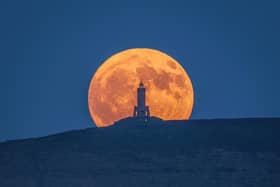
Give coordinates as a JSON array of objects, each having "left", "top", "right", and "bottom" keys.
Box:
[{"left": 88, "top": 48, "right": 194, "bottom": 127}]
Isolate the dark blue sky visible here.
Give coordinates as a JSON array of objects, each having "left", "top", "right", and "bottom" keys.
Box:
[{"left": 0, "top": 0, "right": 279, "bottom": 141}]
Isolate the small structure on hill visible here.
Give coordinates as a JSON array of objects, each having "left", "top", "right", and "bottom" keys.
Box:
[{"left": 133, "top": 82, "right": 150, "bottom": 118}]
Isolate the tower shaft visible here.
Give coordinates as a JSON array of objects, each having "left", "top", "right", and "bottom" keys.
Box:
[
  {"left": 133, "top": 82, "right": 150, "bottom": 117},
  {"left": 137, "top": 86, "right": 146, "bottom": 107}
]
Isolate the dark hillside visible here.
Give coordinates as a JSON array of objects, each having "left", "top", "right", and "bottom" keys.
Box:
[{"left": 0, "top": 118, "right": 280, "bottom": 187}]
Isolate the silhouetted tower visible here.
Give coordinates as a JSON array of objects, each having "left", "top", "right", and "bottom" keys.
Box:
[{"left": 133, "top": 82, "right": 150, "bottom": 117}]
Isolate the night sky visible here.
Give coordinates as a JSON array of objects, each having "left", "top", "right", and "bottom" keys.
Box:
[{"left": 0, "top": 0, "right": 279, "bottom": 141}]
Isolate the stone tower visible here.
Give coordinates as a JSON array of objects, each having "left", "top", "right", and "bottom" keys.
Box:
[{"left": 133, "top": 82, "right": 150, "bottom": 117}]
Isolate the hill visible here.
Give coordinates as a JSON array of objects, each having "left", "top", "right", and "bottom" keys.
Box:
[{"left": 0, "top": 118, "right": 280, "bottom": 186}]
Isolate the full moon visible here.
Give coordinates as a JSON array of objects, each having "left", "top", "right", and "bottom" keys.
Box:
[{"left": 88, "top": 48, "right": 194, "bottom": 127}]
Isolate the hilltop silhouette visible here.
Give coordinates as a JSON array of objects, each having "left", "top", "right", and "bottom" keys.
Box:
[{"left": 0, "top": 118, "right": 280, "bottom": 186}]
